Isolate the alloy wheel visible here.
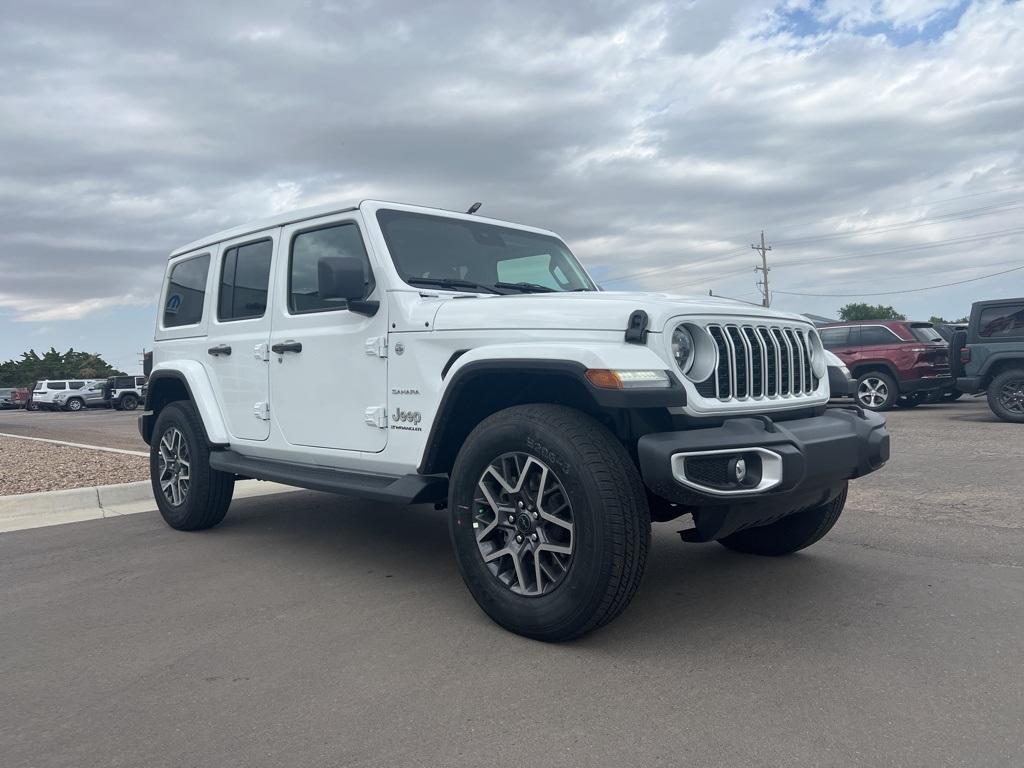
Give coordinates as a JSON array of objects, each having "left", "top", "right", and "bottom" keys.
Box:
[
  {"left": 857, "top": 377, "right": 888, "bottom": 408},
  {"left": 999, "top": 379, "right": 1024, "bottom": 414},
  {"left": 473, "top": 452, "right": 575, "bottom": 597},
  {"left": 157, "top": 427, "right": 191, "bottom": 507}
]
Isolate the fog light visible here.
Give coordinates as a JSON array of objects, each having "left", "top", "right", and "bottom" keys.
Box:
[{"left": 730, "top": 457, "right": 747, "bottom": 483}]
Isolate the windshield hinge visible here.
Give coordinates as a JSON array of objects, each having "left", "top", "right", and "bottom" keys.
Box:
[
  {"left": 625, "top": 309, "right": 649, "bottom": 344},
  {"left": 365, "top": 336, "right": 388, "bottom": 358}
]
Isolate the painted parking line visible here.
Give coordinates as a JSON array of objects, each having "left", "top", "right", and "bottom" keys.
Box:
[{"left": 0, "top": 431, "right": 148, "bottom": 457}]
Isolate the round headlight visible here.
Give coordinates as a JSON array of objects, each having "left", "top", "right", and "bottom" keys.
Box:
[
  {"left": 808, "top": 332, "right": 827, "bottom": 378},
  {"left": 671, "top": 325, "right": 695, "bottom": 374}
]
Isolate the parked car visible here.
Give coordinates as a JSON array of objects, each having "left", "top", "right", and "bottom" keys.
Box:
[
  {"left": 103, "top": 375, "right": 147, "bottom": 411},
  {"left": 31, "top": 379, "right": 96, "bottom": 411},
  {"left": 824, "top": 350, "right": 855, "bottom": 397},
  {"left": 0, "top": 387, "right": 29, "bottom": 409},
  {"left": 52, "top": 380, "right": 108, "bottom": 411},
  {"left": 819, "top": 320, "right": 954, "bottom": 411},
  {"left": 953, "top": 297, "right": 1024, "bottom": 423},
  {"left": 140, "top": 199, "right": 889, "bottom": 641}
]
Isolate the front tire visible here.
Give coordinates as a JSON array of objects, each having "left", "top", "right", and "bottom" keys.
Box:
[
  {"left": 150, "top": 401, "right": 234, "bottom": 530},
  {"left": 718, "top": 484, "right": 847, "bottom": 556},
  {"left": 987, "top": 368, "right": 1024, "bottom": 423},
  {"left": 856, "top": 372, "right": 897, "bottom": 411},
  {"left": 449, "top": 404, "right": 650, "bottom": 642}
]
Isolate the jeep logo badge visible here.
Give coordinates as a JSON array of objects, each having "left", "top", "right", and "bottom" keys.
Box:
[{"left": 392, "top": 407, "right": 422, "bottom": 425}]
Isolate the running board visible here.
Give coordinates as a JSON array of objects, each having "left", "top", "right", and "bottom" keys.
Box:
[{"left": 208, "top": 450, "right": 448, "bottom": 505}]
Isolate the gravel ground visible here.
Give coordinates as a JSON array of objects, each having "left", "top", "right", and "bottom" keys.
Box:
[{"left": 0, "top": 436, "right": 148, "bottom": 496}]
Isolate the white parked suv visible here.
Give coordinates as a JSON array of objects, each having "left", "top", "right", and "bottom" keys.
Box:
[{"left": 141, "top": 200, "right": 890, "bottom": 641}]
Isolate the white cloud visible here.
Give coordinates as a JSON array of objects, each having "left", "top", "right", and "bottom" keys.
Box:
[{"left": 0, "top": 0, "right": 1021, "bottom": 335}]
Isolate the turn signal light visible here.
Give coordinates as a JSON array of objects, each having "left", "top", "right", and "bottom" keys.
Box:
[{"left": 585, "top": 369, "right": 671, "bottom": 389}]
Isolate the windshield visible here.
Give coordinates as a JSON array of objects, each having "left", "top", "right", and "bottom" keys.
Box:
[
  {"left": 376, "top": 209, "right": 596, "bottom": 293},
  {"left": 910, "top": 324, "right": 944, "bottom": 343}
]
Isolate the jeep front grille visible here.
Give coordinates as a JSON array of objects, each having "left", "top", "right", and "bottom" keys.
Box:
[{"left": 695, "top": 324, "right": 819, "bottom": 401}]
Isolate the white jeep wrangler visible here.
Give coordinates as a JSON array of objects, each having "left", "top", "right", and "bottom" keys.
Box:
[{"left": 141, "top": 200, "right": 889, "bottom": 641}]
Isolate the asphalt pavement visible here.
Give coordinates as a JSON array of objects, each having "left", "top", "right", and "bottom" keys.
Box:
[
  {"left": 0, "top": 407, "right": 145, "bottom": 451},
  {"left": 1, "top": 398, "right": 1022, "bottom": 767}
]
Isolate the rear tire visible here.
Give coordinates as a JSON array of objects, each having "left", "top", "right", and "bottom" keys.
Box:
[
  {"left": 718, "top": 484, "right": 847, "bottom": 556},
  {"left": 944, "top": 390, "right": 963, "bottom": 401},
  {"left": 120, "top": 394, "right": 139, "bottom": 411},
  {"left": 855, "top": 372, "right": 897, "bottom": 411},
  {"left": 896, "top": 393, "right": 922, "bottom": 409},
  {"left": 987, "top": 368, "right": 1024, "bottom": 423},
  {"left": 64, "top": 397, "right": 84, "bottom": 412},
  {"left": 150, "top": 401, "right": 234, "bottom": 531},
  {"left": 449, "top": 404, "right": 650, "bottom": 642}
]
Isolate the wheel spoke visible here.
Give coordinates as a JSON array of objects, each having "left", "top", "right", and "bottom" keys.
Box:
[{"left": 471, "top": 451, "right": 574, "bottom": 597}]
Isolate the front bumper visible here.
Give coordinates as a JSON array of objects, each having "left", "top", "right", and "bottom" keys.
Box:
[
  {"left": 637, "top": 406, "right": 889, "bottom": 540},
  {"left": 828, "top": 366, "right": 856, "bottom": 397}
]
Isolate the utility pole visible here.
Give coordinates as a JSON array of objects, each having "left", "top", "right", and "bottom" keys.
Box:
[{"left": 752, "top": 231, "right": 772, "bottom": 307}]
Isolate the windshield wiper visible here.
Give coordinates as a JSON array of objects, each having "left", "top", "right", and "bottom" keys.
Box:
[
  {"left": 405, "top": 277, "right": 504, "bottom": 295},
  {"left": 494, "top": 281, "right": 557, "bottom": 294}
]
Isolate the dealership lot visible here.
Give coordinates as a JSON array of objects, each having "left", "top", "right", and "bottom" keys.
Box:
[
  {"left": 1, "top": 398, "right": 1022, "bottom": 767},
  {"left": 0, "top": 407, "right": 145, "bottom": 452}
]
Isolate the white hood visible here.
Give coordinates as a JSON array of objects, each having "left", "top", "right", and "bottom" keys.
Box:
[{"left": 430, "top": 290, "right": 809, "bottom": 333}]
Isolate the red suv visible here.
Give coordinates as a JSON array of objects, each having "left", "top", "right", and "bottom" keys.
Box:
[{"left": 819, "top": 320, "right": 953, "bottom": 411}]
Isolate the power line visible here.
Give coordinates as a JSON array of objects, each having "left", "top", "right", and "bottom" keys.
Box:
[
  {"left": 772, "top": 264, "right": 1024, "bottom": 298},
  {"left": 772, "top": 200, "right": 1024, "bottom": 247},
  {"left": 598, "top": 191, "right": 1024, "bottom": 287},
  {"left": 671, "top": 226, "right": 1024, "bottom": 290}
]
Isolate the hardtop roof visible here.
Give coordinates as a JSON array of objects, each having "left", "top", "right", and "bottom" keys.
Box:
[{"left": 168, "top": 200, "right": 561, "bottom": 259}]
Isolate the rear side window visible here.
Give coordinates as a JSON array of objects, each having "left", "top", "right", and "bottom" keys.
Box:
[
  {"left": 48, "top": 382, "right": 67, "bottom": 391},
  {"left": 859, "top": 326, "right": 900, "bottom": 345},
  {"left": 219, "top": 239, "right": 273, "bottom": 321},
  {"left": 68, "top": 381, "right": 85, "bottom": 390},
  {"left": 289, "top": 224, "right": 374, "bottom": 313},
  {"left": 910, "top": 324, "right": 943, "bottom": 343},
  {"left": 164, "top": 254, "right": 210, "bottom": 327},
  {"left": 820, "top": 328, "right": 849, "bottom": 348},
  {"left": 978, "top": 304, "right": 1024, "bottom": 338}
]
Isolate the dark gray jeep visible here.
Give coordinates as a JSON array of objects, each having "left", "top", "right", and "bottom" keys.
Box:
[{"left": 953, "top": 297, "right": 1024, "bottom": 423}]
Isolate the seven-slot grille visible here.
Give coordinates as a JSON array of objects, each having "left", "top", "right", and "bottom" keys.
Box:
[{"left": 695, "top": 324, "right": 819, "bottom": 401}]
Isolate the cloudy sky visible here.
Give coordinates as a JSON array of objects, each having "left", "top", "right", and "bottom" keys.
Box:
[{"left": 1, "top": 0, "right": 1022, "bottom": 371}]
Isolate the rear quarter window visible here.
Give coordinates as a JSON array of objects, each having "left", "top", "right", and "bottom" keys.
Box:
[
  {"left": 859, "top": 326, "right": 901, "bottom": 345},
  {"left": 164, "top": 254, "right": 211, "bottom": 328},
  {"left": 978, "top": 305, "right": 1024, "bottom": 338}
]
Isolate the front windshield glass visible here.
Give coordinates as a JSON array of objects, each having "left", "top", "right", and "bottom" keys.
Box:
[{"left": 376, "top": 209, "right": 596, "bottom": 293}]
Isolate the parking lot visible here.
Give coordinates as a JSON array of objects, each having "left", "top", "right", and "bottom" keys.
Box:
[{"left": 1, "top": 398, "right": 1022, "bottom": 767}]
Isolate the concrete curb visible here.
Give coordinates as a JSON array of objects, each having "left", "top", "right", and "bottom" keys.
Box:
[{"left": 0, "top": 479, "right": 299, "bottom": 533}]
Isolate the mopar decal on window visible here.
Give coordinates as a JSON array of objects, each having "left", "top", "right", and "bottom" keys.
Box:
[{"left": 165, "top": 293, "right": 182, "bottom": 314}]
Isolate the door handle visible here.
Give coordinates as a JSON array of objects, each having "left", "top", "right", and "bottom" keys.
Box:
[
  {"left": 207, "top": 345, "right": 232, "bottom": 356},
  {"left": 271, "top": 340, "right": 303, "bottom": 354}
]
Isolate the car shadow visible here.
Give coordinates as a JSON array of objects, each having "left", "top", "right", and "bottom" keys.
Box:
[{"left": 215, "top": 490, "right": 898, "bottom": 655}]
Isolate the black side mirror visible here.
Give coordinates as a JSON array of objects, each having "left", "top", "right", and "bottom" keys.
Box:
[{"left": 317, "top": 256, "right": 379, "bottom": 317}]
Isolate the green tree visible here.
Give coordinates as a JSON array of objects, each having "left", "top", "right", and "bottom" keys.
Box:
[
  {"left": 0, "top": 348, "right": 125, "bottom": 388},
  {"left": 929, "top": 314, "right": 969, "bottom": 325},
  {"left": 837, "top": 303, "right": 906, "bottom": 322}
]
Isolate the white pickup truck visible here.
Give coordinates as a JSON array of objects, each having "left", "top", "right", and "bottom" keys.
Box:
[{"left": 141, "top": 200, "right": 889, "bottom": 641}]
